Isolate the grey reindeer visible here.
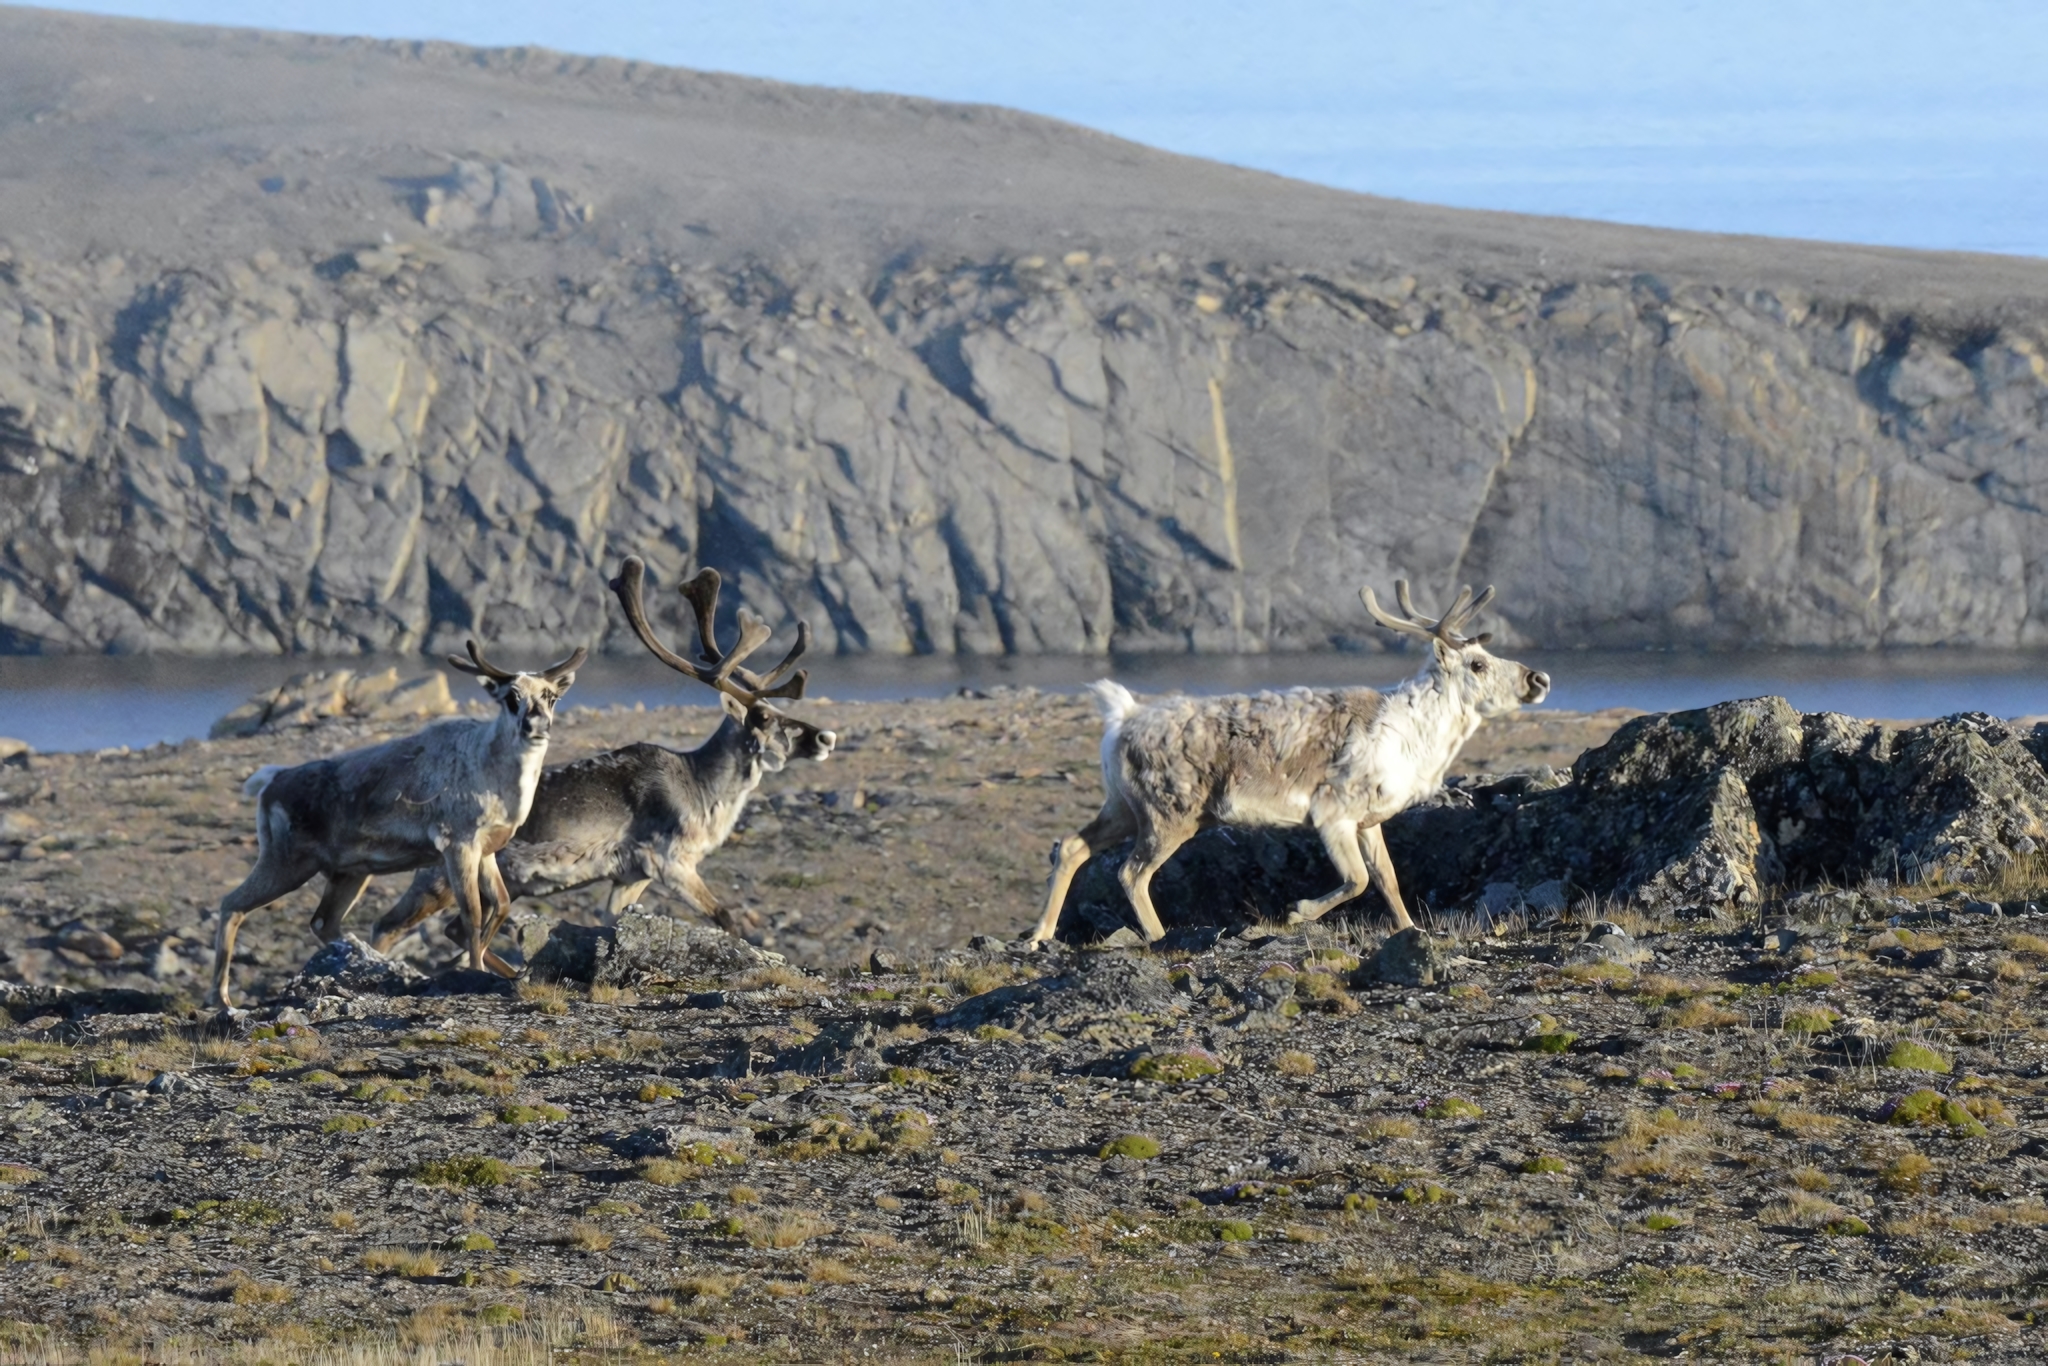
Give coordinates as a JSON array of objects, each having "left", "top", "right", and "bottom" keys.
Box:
[
  {"left": 209, "top": 641, "right": 587, "bottom": 1008},
  {"left": 367, "top": 557, "right": 836, "bottom": 970},
  {"left": 1026, "top": 582, "right": 1549, "bottom": 946}
]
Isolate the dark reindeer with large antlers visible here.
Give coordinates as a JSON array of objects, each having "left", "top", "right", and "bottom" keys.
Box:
[
  {"left": 368, "top": 557, "right": 836, "bottom": 968},
  {"left": 1026, "top": 581, "right": 1549, "bottom": 945},
  {"left": 208, "top": 639, "right": 586, "bottom": 1008}
]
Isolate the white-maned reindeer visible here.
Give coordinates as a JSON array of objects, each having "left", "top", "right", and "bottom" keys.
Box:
[
  {"left": 207, "top": 640, "right": 586, "bottom": 1008},
  {"left": 1026, "top": 582, "right": 1549, "bottom": 945}
]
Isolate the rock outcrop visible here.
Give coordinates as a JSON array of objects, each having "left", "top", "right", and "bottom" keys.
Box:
[
  {"left": 1052, "top": 697, "right": 2048, "bottom": 937},
  {"left": 208, "top": 667, "right": 457, "bottom": 737},
  {"left": 0, "top": 11, "right": 2045, "bottom": 658}
]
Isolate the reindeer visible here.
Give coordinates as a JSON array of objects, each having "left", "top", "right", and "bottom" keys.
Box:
[
  {"left": 1026, "top": 582, "right": 1549, "bottom": 945},
  {"left": 207, "top": 642, "right": 586, "bottom": 1008},
  {"left": 366, "top": 557, "right": 836, "bottom": 969}
]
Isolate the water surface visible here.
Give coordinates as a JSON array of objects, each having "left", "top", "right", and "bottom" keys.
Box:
[{"left": 3, "top": 648, "right": 2046, "bottom": 755}]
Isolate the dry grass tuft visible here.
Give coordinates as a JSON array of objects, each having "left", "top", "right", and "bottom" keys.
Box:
[
  {"left": 1273, "top": 1050, "right": 1316, "bottom": 1077},
  {"left": 361, "top": 1246, "right": 442, "bottom": 1278}
]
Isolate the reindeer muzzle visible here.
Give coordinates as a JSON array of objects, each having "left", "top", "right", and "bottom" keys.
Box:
[{"left": 1523, "top": 668, "right": 1551, "bottom": 704}]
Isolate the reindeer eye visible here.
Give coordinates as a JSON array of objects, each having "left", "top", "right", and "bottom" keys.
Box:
[{"left": 1471, "top": 658, "right": 1487, "bottom": 673}]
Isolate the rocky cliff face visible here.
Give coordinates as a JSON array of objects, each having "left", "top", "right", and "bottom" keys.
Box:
[
  {"left": 0, "top": 14, "right": 2044, "bottom": 658},
  {"left": 5, "top": 242, "right": 2045, "bottom": 657}
]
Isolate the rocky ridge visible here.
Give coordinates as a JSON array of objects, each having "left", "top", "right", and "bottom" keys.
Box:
[{"left": 0, "top": 10, "right": 2046, "bottom": 657}]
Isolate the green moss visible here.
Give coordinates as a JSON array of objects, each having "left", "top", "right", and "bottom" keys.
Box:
[
  {"left": 1520, "top": 1155, "right": 1569, "bottom": 1175},
  {"left": 415, "top": 1156, "right": 518, "bottom": 1188},
  {"left": 1303, "top": 949, "right": 1362, "bottom": 972},
  {"left": 347, "top": 1081, "right": 414, "bottom": 1104},
  {"left": 1214, "top": 1219, "right": 1256, "bottom": 1242},
  {"left": 496, "top": 1103, "right": 568, "bottom": 1125},
  {"left": 1098, "top": 1134, "right": 1162, "bottom": 1161},
  {"left": 1823, "top": 1216, "right": 1871, "bottom": 1237},
  {"left": 1883, "top": 1040, "right": 1951, "bottom": 1074},
  {"left": 1780, "top": 1006, "right": 1839, "bottom": 1035},
  {"left": 885, "top": 1066, "right": 936, "bottom": 1085},
  {"left": 321, "top": 1114, "right": 375, "bottom": 1135},
  {"left": 637, "top": 1081, "right": 683, "bottom": 1103},
  {"left": 446, "top": 1232, "right": 496, "bottom": 1251},
  {"left": 1398, "top": 1180, "right": 1450, "bottom": 1205},
  {"left": 1423, "top": 1097, "right": 1484, "bottom": 1120},
  {"left": 1643, "top": 1211, "right": 1683, "bottom": 1231},
  {"left": 1885, "top": 1089, "right": 1988, "bottom": 1136},
  {"left": 681, "top": 1201, "right": 713, "bottom": 1220},
  {"left": 1129, "top": 1050, "right": 1224, "bottom": 1084},
  {"left": 1522, "top": 1030, "right": 1577, "bottom": 1055},
  {"left": 295, "top": 1069, "right": 344, "bottom": 1088},
  {"left": 477, "top": 1305, "right": 523, "bottom": 1326}
]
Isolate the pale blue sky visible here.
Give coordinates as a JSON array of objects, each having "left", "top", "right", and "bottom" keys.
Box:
[{"left": 35, "top": 0, "right": 2048, "bottom": 257}]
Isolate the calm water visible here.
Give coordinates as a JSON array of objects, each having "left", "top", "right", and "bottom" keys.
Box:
[{"left": 3, "top": 649, "right": 2046, "bottom": 754}]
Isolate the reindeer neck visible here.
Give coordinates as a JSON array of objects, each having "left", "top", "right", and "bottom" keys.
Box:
[
  {"left": 1374, "top": 659, "right": 1484, "bottom": 788},
  {"left": 683, "top": 717, "right": 759, "bottom": 789}
]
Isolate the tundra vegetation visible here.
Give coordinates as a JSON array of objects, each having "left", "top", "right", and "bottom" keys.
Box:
[{"left": 1, "top": 692, "right": 2045, "bottom": 1362}]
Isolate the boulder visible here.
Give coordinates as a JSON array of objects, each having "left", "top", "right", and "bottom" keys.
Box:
[
  {"left": 289, "top": 935, "right": 427, "bottom": 996},
  {"left": 209, "top": 668, "right": 457, "bottom": 739},
  {"left": 527, "top": 910, "right": 783, "bottom": 986},
  {"left": 937, "top": 953, "right": 1182, "bottom": 1033},
  {"left": 0, "top": 738, "right": 30, "bottom": 769},
  {"left": 1374, "top": 927, "right": 1452, "bottom": 987}
]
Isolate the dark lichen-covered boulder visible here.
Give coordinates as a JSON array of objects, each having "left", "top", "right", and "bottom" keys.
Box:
[
  {"left": 528, "top": 910, "right": 783, "bottom": 986},
  {"left": 937, "top": 952, "right": 1183, "bottom": 1033}
]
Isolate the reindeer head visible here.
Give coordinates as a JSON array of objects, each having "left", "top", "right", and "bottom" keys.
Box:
[
  {"left": 610, "top": 556, "right": 837, "bottom": 765},
  {"left": 1361, "top": 581, "right": 1549, "bottom": 718},
  {"left": 447, "top": 641, "right": 588, "bottom": 744}
]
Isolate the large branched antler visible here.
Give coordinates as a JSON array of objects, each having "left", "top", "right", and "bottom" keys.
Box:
[
  {"left": 610, "top": 556, "right": 812, "bottom": 708},
  {"left": 1360, "top": 579, "right": 1495, "bottom": 648},
  {"left": 447, "top": 639, "right": 588, "bottom": 681}
]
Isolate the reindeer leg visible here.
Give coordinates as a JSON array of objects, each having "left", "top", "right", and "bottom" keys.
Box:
[
  {"left": 371, "top": 866, "right": 455, "bottom": 952},
  {"left": 1357, "top": 823, "right": 1415, "bottom": 931},
  {"left": 477, "top": 855, "right": 520, "bottom": 977},
  {"left": 1028, "top": 801, "right": 1136, "bottom": 945},
  {"left": 308, "top": 872, "right": 370, "bottom": 944},
  {"left": 1288, "top": 816, "right": 1372, "bottom": 926},
  {"left": 443, "top": 843, "right": 488, "bottom": 973},
  {"left": 1116, "top": 821, "right": 1192, "bottom": 944},
  {"left": 605, "top": 879, "right": 654, "bottom": 916},
  {"left": 209, "top": 854, "right": 315, "bottom": 1010}
]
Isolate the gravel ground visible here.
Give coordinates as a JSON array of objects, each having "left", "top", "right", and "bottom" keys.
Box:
[{"left": 3, "top": 695, "right": 2046, "bottom": 1362}]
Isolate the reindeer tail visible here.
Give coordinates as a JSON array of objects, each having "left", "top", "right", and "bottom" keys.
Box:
[
  {"left": 241, "top": 765, "right": 284, "bottom": 800},
  {"left": 1086, "top": 679, "right": 1138, "bottom": 722}
]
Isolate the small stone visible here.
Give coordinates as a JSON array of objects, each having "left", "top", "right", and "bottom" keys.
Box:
[
  {"left": 1096, "top": 927, "right": 1145, "bottom": 950},
  {"left": 967, "top": 934, "right": 1004, "bottom": 952},
  {"left": 867, "top": 948, "right": 900, "bottom": 975},
  {"left": 1524, "top": 880, "right": 1569, "bottom": 913},
  {"left": 146, "top": 1071, "right": 207, "bottom": 1096},
  {"left": 54, "top": 920, "right": 123, "bottom": 962},
  {"left": 1377, "top": 927, "right": 1450, "bottom": 987},
  {"left": 147, "top": 939, "right": 188, "bottom": 980}
]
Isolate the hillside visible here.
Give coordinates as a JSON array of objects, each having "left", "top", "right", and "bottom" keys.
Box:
[{"left": 1, "top": 5, "right": 2046, "bottom": 655}]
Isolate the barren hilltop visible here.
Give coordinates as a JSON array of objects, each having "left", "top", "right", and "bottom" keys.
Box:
[{"left": 1, "top": 5, "right": 2047, "bottom": 658}]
